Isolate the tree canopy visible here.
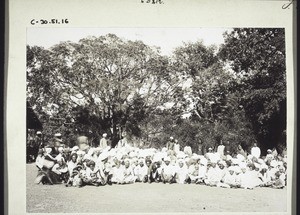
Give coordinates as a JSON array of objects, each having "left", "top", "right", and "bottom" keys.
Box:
[{"left": 27, "top": 29, "right": 286, "bottom": 154}]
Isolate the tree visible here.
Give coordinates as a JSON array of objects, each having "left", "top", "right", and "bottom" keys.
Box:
[
  {"left": 166, "top": 41, "right": 256, "bottom": 153},
  {"left": 219, "top": 28, "right": 286, "bottom": 154},
  {"left": 27, "top": 34, "right": 180, "bottom": 146}
]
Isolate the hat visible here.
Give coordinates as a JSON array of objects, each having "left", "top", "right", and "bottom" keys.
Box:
[
  {"left": 98, "top": 151, "right": 109, "bottom": 161},
  {"left": 236, "top": 154, "right": 245, "bottom": 161},
  {"left": 226, "top": 155, "right": 232, "bottom": 161},
  {"left": 103, "top": 133, "right": 107, "bottom": 137},
  {"left": 231, "top": 158, "right": 240, "bottom": 165},
  {"left": 177, "top": 159, "right": 184, "bottom": 164},
  {"left": 83, "top": 154, "right": 92, "bottom": 161},
  {"left": 36, "top": 131, "right": 42, "bottom": 135},
  {"left": 54, "top": 133, "right": 62, "bottom": 137},
  {"left": 277, "top": 161, "right": 284, "bottom": 167},
  {"left": 87, "top": 148, "right": 95, "bottom": 156},
  {"left": 260, "top": 164, "right": 268, "bottom": 170},
  {"left": 161, "top": 147, "right": 168, "bottom": 152},
  {"left": 228, "top": 166, "right": 235, "bottom": 172},
  {"left": 164, "top": 157, "right": 171, "bottom": 162},
  {"left": 257, "top": 158, "right": 265, "bottom": 164},
  {"left": 64, "top": 147, "right": 71, "bottom": 153},
  {"left": 129, "top": 151, "right": 137, "bottom": 158},
  {"left": 45, "top": 147, "right": 52, "bottom": 154},
  {"left": 218, "top": 160, "right": 226, "bottom": 166},
  {"left": 270, "top": 160, "right": 278, "bottom": 168},
  {"left": 200, "top": 158, "right": 208, "bottom": 166},
  {"left": 58, "top": 147, "right": 64, "bottom": 153},
  {"left": 239, "top": 162, "right": 247, "bottom": 169},
  {"left": 267, "top": 149, "right": 272, "bottom": 153},
  {"left": 71, "top": 146, "right": 79, "bottom": 151},
  {"left": 153, "top": 156, "right": 161, "bottom": 163},
  {"left": 124, "top": 158, "right": 130, "bottom": 163},
  {"left": 77, "top": 150, "right": 86, "bottom": 156},
  {"left": 54, "top": 138, "right": 63, "bottom": 143},
  {"left": 233, "top": 166, "right": 241, "bottom": 174},
  {"left": 253, "top": 163, "right": 260, "bottom": 169}
]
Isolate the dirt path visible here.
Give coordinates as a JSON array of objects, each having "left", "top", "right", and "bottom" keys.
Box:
[{"left": 26, "top": 164, "right": 287, "bottom": 213}]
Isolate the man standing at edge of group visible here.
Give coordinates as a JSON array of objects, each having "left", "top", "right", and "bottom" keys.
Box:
[
  {"left": 217, "top": 140, "right": 225, "bottom": 159},
  {"left": 99, "top": 133, "right": 108, "bottom": 149},
  {"left": 51, "top": 133, "right": 63, "bottom": 157},
  {"left": 251, "top": 142, "right": 261, "bottom": 159},
  {"left": 166, "top": 136, "right": 175, "bottom": 151}
]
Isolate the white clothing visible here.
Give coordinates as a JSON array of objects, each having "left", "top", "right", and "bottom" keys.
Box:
[{"left": 251, "top": 146, "right": 261, "bottom": 159}]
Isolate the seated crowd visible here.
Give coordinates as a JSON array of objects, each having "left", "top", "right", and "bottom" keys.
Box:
[{"left": 34, "top": 135, "right": 287, "bottom": 190}]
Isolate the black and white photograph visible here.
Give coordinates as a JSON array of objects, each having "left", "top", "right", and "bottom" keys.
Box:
[{"left": 25, "top": 27, "right": 288, "bottom": 213}]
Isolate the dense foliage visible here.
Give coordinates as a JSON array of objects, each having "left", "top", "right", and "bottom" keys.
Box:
[{"left": 27, "top": 28, "right": 286, "bottom": 155}]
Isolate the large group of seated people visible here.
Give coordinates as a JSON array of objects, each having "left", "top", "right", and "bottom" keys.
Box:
[{"left": 34, "top": 134, "right": 287, "bottom": 190}]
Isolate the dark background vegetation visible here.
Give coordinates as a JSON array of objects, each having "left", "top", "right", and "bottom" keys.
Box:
[{"left": 26, "top": 28, "right": 287, "bottom": 155}]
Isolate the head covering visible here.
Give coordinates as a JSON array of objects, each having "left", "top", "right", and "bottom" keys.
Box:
[
  {"left": 170, "top": 136, "right": 174, "bottom": 140},
  {"left": 58, "top": 147, "right": 64, "bottom": 153},
  {"left": 247, "top": 154, "right": 254, "bottom": 160},
  {"left": 71, "top": 146, "right": 79, "bottom": 151},
  {"left": 124, "top": 158, "right": 130, "bottom": 163},
  {"left": 231, "top": 158, "right": 240, "bottom": 165},
  {"left": 253, "top": 162, "right": 260, "bottom": 169},
  {"left": 98, "top": 150, "right": 109, "bottom": 161},
  {"left": 236, "top": 154, "right": 245, "bottom": 162},
  {"left": 54, "top": 133, "right": 62, "bottom": 137},
  {"left": 77, "top": 150, "right": 86, "bottom": 156},
  {"left": 239, "top": 162, "right": 247, "bottom": 169},
  {"left": 234, "top": 166, "right": 242, "bottom": 174},
  {"left": 257, "top": 158, "right": 265, "bottom": 164},
  {"left": 54, "top": 138, "right": 63, "bottom": 143},
  {"left": 36, "top": 131, "right": 42, "bottom": 135},
  {"left": 226, "top": 154, "right": 233, "bottom": 161},
  {"left": 129, "top": 151, "right": 137, "bottom": 158},
  {"left": 83, "top": 154, "right": 92, "bottom": 161},
  {"left": 164, "top": 156, "right": 171, "bottom": 162},
  {"left": 177, "top": 158, "right": 184, "bottom": 163},
  {"left": 200, "top": 158, "right": 208, "bottom": 166},
  {"left": 177, "top": 151, "right": 186, "bottom": 159},
  {"left": 270, "top": 160, "right": 278, "bottom": 168},
  {"left": 161, "top": 147, "right": 168, "bottom": 152},
  {"left": 228, "top": 166, "right": 235, "bottom": 172},
  {"left": 45, "top": 147, "right": 52, "bottom": 154},
  {"left": 87, "top": 148, "right": 95, "bottom": 156},
  {"left": 218, "top": 160, "right": 226, "bottom": 166},
  {"left": 103, "top": 133, "right": 107, "bottom": 137},
  {"left": 260, "top": 164, "right": 268, "bottom": 170}
]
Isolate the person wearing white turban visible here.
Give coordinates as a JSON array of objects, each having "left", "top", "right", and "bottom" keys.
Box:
[
  {"left": 161, "top": 157, "right": 176, "bottom": 184},
  {"left": 174, "top": 159, "right": 189, "bottom": 184},
  {"left": 134, "top": 159, "right": 148, "bottom": 183},
  {"left": 122, "top": 159, "right": 137, "bottom": 184}
]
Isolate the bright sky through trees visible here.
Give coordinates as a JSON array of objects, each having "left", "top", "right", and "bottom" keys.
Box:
[{"left": 27, "top": 28, "right": 232, "bottom": 56}]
